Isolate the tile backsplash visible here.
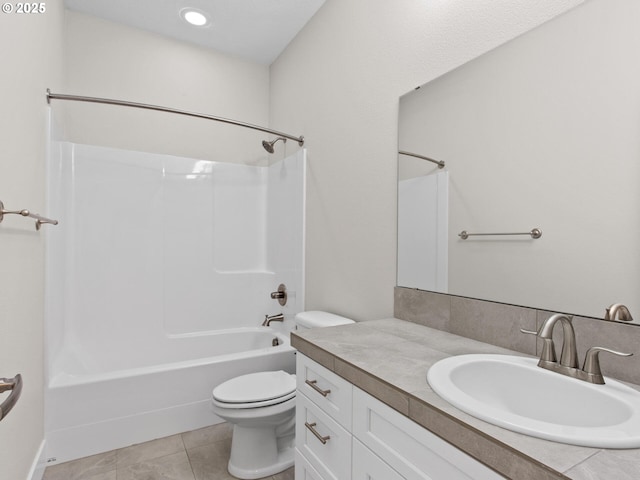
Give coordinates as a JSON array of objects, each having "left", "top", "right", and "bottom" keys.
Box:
[{"left": 394, "top": 287, "right": 640, "bottom": 385}]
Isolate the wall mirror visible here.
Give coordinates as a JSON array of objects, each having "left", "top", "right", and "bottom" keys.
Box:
[{"left": 397, "top": 0, "right": 640, "bottom": 323}]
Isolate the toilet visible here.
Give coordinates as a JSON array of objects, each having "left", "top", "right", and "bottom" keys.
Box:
[{"left": 211, "top": 311, "right": 354, "bottom": 479}]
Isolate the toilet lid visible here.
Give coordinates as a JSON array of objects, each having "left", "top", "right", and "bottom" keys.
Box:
[{"left": 212, "top": 371, "right": 296, "bottom": 404}]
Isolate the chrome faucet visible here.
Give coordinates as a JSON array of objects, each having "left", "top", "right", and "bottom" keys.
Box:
[
  {"left": 522, "top": 313, "right": 633, "bottom": 384},
  {"left": 605, "top": 303, "right": 633, "bottom": 322},
  {"left": 262, "top": 313, "right": 285, "bottom": 327}
]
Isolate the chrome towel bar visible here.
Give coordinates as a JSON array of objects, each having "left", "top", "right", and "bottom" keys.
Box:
[
  {"left": 0, "top": 200, "right": 58, "bottom": 230},
  {"left": 459, "top": 228, "right": 542, "bottom": 240},
  {"left": 0, "top": 374, "right": 23, "bottom": 421}
]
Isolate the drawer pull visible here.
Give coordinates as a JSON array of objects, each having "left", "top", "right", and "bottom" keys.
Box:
[
  {"left": 305, "top": 422, "right": 330, "bottom": 444},
  {"left": 305, "top": 379, "right": 331, "bottom": 397}
]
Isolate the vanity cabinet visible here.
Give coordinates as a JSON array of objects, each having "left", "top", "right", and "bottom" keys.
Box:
[
  {"left": 295, "top": 353, "right": 353, "bottom": 479},
  {"left": 295, "top": 354, "right": 505, "bottom": 480}
]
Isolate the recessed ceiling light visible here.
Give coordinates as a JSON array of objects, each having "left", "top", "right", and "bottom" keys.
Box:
[{"left": 180, "top": 8, "right": 209, "bottom": 27}]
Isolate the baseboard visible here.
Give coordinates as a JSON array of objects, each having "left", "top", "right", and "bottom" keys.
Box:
[
  {"left": 27, "top": 440, "right": 47, "bottom": 480},
  {"left": 45, "top": 399, "right": 222, "bottom": 465}
]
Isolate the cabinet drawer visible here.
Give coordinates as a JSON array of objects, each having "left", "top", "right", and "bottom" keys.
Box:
[
  {"left": 353, "top": 438, "right": 404, "bottom": 480},
  {"left": 296, "top": 353, "right": 353, "bottom": 429},
  {"left": 296, "top": 391, "right": 351, "bottom": 480},
  {"left": 353, "top": 387, "right": 505, "bottom": 480},
  {"left": 295, "top": 448, "right": 327, "bottom": 480}
]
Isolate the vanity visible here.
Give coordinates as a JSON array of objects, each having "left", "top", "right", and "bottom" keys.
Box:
[
  {"left": 295, "top": 347, "right": 503, "bottom": 479},
  {"left": 292, "top": 317, "right": 640, "bottom": 480}
]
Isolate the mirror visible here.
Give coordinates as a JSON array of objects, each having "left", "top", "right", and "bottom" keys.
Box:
[{"left": 397, "top": 0, "right": 640, "bottom": 322}]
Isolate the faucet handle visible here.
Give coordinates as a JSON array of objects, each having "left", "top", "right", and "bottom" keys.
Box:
[
  {"left": 582, "top": 346, "right": 633, "bottom": 384},
  {"left": 520, "top": 327, "right": 558, "bottom": 363},
  {"left": 270, "top": 284, "right": 287, "bottom": 306},
  {"left": 520, "top": 328, "right": 538, "bottom": 336}
]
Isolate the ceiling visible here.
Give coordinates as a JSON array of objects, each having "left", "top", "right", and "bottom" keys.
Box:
[{"left": 64, "top": 0, "right": 326, "bottom": 65}]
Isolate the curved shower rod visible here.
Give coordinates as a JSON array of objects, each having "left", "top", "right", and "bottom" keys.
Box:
[
  {"left": 46, "top": 89, "right": 305, "bottom": 147},
  {"left": 398, "top": 150, "right": 445, "bottom": 169}
]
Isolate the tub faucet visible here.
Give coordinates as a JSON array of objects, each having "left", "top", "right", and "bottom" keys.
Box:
[
  {"left": 605, "top": 303, "right": 633, "bottom": 322},
  {"left": 521, "top": 313, "right": 632, "bottom": 384},
  {"left": 262, "top": 313, "right": 284, "bottom": 327}
]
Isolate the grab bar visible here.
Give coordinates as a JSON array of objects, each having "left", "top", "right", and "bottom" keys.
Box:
[
  {"left": 0, "top": 200, "right": 58, "bottom": 231},
  {"left": 458, "top": 228, "right": 542, "bottom": 240},
  {"left": 0, "top": 374, "right": 23, "bottom": 421}
]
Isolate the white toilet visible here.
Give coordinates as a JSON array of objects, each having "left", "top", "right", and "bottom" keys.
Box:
[{"left": 211, "top": 311, "right": 354, "bottom": 479}]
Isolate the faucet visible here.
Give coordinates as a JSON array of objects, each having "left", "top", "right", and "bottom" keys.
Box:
[
  {"left": 525, "top": 314, "right": 579, "bottom": 368},
  {"left": 521, "top": 313, "right": 632, "bottom": 384},
  {"left": 262, "top": 313, "right": 285, "bottom": 327},
  {"left": 605, "top": 303, "right": 633, "bottom": 322}
]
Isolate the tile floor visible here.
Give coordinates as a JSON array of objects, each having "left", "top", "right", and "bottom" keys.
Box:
[{"left": 42, "top": 423, "right": 294, "bottom": 480}]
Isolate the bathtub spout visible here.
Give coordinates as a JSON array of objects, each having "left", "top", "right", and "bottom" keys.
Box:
[{"left": 262, "top": 313, "right": 284, "bottom": 327}]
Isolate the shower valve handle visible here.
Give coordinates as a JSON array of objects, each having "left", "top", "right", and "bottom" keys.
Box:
[{"left": 270, "top": 284, "right": 287, "bottom": 306}]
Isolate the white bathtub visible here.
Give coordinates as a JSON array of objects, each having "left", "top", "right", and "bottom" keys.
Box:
[{"left": 44, "top": 327, "right": 296, "bottom": 464}]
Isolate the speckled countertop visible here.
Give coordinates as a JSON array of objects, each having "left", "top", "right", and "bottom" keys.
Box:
[{"left": 291, "top": 318, "right": 640, "bottom": 480}]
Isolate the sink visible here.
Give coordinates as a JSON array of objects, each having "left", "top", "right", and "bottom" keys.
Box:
[{"left": 427, "top": 354, "right": 640, "bottom": 448}]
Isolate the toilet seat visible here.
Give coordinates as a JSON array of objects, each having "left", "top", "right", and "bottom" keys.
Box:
[
  {"left": 212, "top": 390, "right": 296, "bottom": 409},
  {"left": 212, "top": 371, "right": 296, "bottom": 409}
]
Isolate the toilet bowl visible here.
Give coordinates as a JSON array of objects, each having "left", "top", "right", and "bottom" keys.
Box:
[{"left": 212, "top": 311, "right": 354, "bottom": 479}]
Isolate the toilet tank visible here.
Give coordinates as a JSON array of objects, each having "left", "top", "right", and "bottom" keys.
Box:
[{"left": 294, "top": 311, "right": 355, "bottom": 331}]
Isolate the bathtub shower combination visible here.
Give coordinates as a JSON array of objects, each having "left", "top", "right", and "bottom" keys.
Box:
[{"left": 44, "top": 142, "right": 305, "bottom": 463}]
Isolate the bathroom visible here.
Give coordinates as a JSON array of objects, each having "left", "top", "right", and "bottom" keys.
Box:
[{"left": 2, "top": 0, "right": 640, "bottom": 479}]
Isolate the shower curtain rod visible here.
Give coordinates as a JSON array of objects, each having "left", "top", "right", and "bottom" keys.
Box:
[
  {"left": 46, "top": 89, "right": 305, "bottom": 146},
  {"left": 398, "top": 150, "right": 445, "bottom": 169}
]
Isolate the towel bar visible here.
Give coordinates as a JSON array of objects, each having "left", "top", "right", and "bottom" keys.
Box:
[
  {"left": 0, "top": 200, "right": 58, "bottom": 230},
  {"left": 458, "top": 228, "right": 542, "bottom": 240}
]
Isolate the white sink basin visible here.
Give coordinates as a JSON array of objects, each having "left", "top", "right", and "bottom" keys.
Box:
[{"left": 427, "top": 354, "right": 640, "bottom": 448}]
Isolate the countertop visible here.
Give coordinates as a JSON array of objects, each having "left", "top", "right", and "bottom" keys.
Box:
[{"left": 291, "top": 318, "right": 640, "bottom": 480}]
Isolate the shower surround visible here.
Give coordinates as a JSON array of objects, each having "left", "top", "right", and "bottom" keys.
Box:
[{"left": 44, "top": 142, "right": 305, "bottom": 463}]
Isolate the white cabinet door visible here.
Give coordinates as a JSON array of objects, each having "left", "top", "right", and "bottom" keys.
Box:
[
  {"left": 353, "top": 438, "right": 404, "bottom": 480},
  {"left": 296, "top": 353, "right": 353, "bottom": 429},
  {"left": 295, "top": 448, "right": 328, "bottom": 480},
  {"left": 353, "top": 388, "right": 505, "bottom": 480},
  {"left": 296, "top": 391, "right": 352, "bottom": 480}
]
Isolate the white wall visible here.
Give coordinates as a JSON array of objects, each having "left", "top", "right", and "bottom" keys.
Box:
[
  {"left": 0, "top": 2, "right": 64, "bottom": 478},
  {"left": 270, "top": 0, "right": 585, "bottom": 320},
  {"left": 61, "top": 10, "right": 271, "bottom": 165}
]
